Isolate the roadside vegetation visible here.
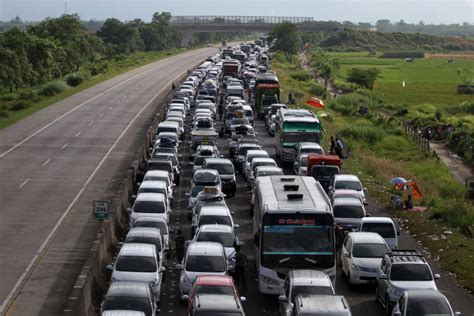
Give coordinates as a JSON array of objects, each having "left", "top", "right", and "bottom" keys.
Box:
[{"left": 269, "top": 49, "right": 474, "bottom": 291}]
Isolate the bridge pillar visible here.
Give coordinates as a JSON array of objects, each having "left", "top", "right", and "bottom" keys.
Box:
[{"left": 180, "top": 32, "right": 193, "bottom": 47}]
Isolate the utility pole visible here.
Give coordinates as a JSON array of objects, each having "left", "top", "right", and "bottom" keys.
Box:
[{"left": 64, "top": 0, "right": 67, "bottom": 14}]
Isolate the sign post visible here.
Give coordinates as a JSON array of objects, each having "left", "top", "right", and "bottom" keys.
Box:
[{"left": 93, "top": 200, "right": 110, "bottom": 221}]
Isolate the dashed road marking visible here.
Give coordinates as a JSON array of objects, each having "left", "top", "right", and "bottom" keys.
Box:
[
  {"left": 61, "top": 143, "right": 69, "bottom": 150},
  {"left": 74, "top": 131, "right": 82, "bottom": 137},
  {"left": 19, "top": 178, "right": 30, "bottom": 189},
  {"left": 98, "top": 113, "right": 104, "bottom": 118},
  {"left": 88, "top": 121, "right": 94, "bottom": 126},
  {"left": 42, "top": 158, "right": 51, "bottom": 167}
]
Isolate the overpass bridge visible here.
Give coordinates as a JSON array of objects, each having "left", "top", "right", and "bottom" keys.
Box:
[{"left": 170, "top": 16, "right": 342, "bottom": 46}]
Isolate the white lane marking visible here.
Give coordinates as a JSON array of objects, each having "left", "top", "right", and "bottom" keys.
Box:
[
  {"left": 42, "top": 158, "right": 51, "bottom": 167},
  {"left": 98, "top": 113, "right": 104, "bottom": 118},
  {"left": 61, "top": 143, "right": 69, "bottom": 150},
  {"left": 0, "top": 80, "right": 173, "bottom": 313},
  {"left": 0, "top": 54, "right": 185, "bottom": 159},
  {"left": 108, "top": 106, "right": 113, "bottom": 110},
  {"left": 88, "top": 121, "right": 94, "bottom": 126},
  {"left": 18, "top": 178, "right": 30, "bottom": 189},
  {"left": 136, "top": 87, "right": 140, "bottom": 90},
  {"left": 122, "top": 96, "right": 127, "bottom": 100},
  {"left": 74, "top": 131, "right": 82, "bottom": 137}
]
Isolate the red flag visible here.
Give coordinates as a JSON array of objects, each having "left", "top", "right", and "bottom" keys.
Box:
[{"left": 306, "top": 98, "right": 325, "bottom": 109}]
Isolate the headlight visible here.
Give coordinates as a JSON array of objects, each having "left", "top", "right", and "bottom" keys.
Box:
[{"left": 260, "top": 275, "right": 279, "bottom": 286}]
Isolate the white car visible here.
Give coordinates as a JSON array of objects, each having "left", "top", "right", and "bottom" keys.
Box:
[
  {"left": 359, "top": 217, "right": 399, "bottom": 249},
  {"left": 330, "top": 174, "right": 368, "bottom": 206},
  {"left": 340, "top": 232, "right": 390, "bottom": 285},
  {"left": 127, "top": 193, "right": 171, "bottom": 226},
  {"left": 333, "top": 196, "right": 367, "bottom": 231},
  {"left": 177, "top": 242, "right": 228, "bottom": 300},
  {"left": 132, "top": 216, "right": 171, "bottom": 251},
  {"left": 108, "top": 243, "right": 165, "bottom": 301}
]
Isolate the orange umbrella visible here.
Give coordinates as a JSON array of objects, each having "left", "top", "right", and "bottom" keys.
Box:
[{"left": 306, "top": 98, "right": 325, "bottom": 109}]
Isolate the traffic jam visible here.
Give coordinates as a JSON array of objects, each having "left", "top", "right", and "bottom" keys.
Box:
[{"left": 99, "top": 41, "right": 460, "bottom": 316}]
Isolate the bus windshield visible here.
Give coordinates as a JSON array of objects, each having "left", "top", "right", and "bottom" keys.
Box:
[
  {"left": 282, "top": 133, "right": 320, "bottom": 144},
  {"left": 261, "top": 214, "right": 334, "bottom": 269}
]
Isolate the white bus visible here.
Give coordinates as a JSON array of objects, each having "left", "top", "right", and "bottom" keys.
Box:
[{"left": 252, "top": 175, "right": 335, "bottom": 295}]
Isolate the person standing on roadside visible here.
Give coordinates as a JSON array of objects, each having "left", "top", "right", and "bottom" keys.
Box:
[
  {"left": 234, "top": 245, "right": 248, "bottom": 291},
  {"left": 174, "top": 230, "right": 185, "bottom": 264},
  {"left": 335, "top": 137, "right": 344, "bottom": 159},
  {"left": 330, "top": 136, "right": 336, "bottom": 154}
]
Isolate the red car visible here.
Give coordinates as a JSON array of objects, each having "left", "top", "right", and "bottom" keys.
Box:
[{"left": 184, "top": 275, "right": 245, "bottom": 309}]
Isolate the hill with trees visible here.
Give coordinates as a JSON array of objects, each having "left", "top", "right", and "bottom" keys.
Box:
[{"left": 319, "top": 28, "right": 474, "bottom": 52}]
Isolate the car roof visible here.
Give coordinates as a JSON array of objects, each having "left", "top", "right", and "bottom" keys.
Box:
[
  {"left": 195, "top": 275, "right": 234, "bottom": 287},
  {"left": 158, "top": 121, "right": 179, "bottom": 127},
  {"left": 252, "top": 157, "right": 275, "bottom": 163},
  {"left": 101, "top": 310, "right": 146, "bottom": 316},
  {"left": 246, "top": 149, "right": 269, "bottom": 156},
  {"left": 289, "top": 270, "right": 332, "bottom": 287},
  {"left": 135, "top": 192, "right": 166, "bottom": 202},
  {"left": 194, "top": 294, "right": 241, "bottom": 311},
  {"left": 298, "top": 142, "right": 323, "bottom": 148},
  {"left": 348, "top": 232, "right": 386, "bottom": 244},
  {"left": 188, "top": 242, "right": 224, "bottom": 256},
  {"left": 134, "top": 216, "right": 167, "bottom": 225},
  {"left": 333, "top": 197, "right": 364, "bottom": 206},
  {"left": 107, "top": 281, "right": 151, "bottom": 298},
  {"left": 144, "top": 170, "right": 170, "bottom": 177},
  {"left": 139, "top": 181, "right": 167, "bottom": 189},
  {"left": 127, "top": 227, "right": 161, "bottom": 239},
  {"left": 405, "top": 289, "right": 448, "bottom": 300},
  {"left": 255, "top": 166, "right": 283, "bottom": 172},
  {"left": 295, "top": 295, "right": 350, "bottom": 313},
  {"left": 204, "top": 158, "right": 233, "bottom": 165},
  {"left": 360, "top": 216, "right": 395, "bottom": 224},
  {"left": 198, "top": 224, "right": 234, "bottom": 234},
  {"left": 334, "top": 174, "right": 361, "bottom": 181},
  {"left": 199, "top": 205, "right": 231, "bottom": 216},
  {"left": 119, "top": 243, "right": 156, "bottom": 257}
]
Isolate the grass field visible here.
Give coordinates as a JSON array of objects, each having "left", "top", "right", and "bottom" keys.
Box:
[{"left": 330, "top": 52, "right": 474, "bottom": 106}]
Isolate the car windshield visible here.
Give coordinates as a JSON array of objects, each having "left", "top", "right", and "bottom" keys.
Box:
[
  {"left": 299, "top": 157, "right": 308, "bottom": 167},
  {"left": 134, "top": 201, "right": 165, "bottom": 214},
  {"left": 199, "top": 215, "right": 232, "bottom": 227},
  {"left": 231, "top": 118, "right": 249, "bottom": 125},
  {"left": 291, "top": 285, "right": 333, "bottom": 301},
  {"left": 390, "top": 264, "right": 433, "bottom": 281},
  {"left": 206, "top": 163, "right": 234, "bottom": 175},
  {"left": 194, "top": 172, "right": 219, "bottom": 185},
  {"left": 135, "top": 221, "right": 168, "bottom": 234},
  {"left": 196, "top": 232, "right": 235, "bottom": 247},
  {"left": 148, "top": 161, "right": 172, "bottom": 172},
  {"left": 195, "top": 313, "right": 242, "bottom": 316},
  {"left": 407, "top": 299, "right": 452, "bottom": 316},
  {"left": 115, "top": 255, "right": 156, "bottom": 272},
  {"left": 186, "top": 255, "right": 226, "bottom": 272},
  {"left": 335, "top": 180, "right": 362, "bottom": 191},
  {"left": 194, "top": 156, "right": 208, "bottom": 166},
  {"left": 352, "top": 243, "right": 388, "bottom": 258},
  {"left": 102, "top": 297, "right": 152, "bottom": 316},
  {"left": 333, "top": 205, "right": 364, "bottom": 218},
  {"left": 311, "top": 166, "right": 339, "bottom": 178},
  {"left": 238, "top": 146, "right": 259, "bottom": 155},
  {"left": 282, "top": 133, "right": 320, "bottom": 144},
  {"left": 144, "top": 176, "right": 169, "bottom": 185},
  {"left": 138, "top": 188, "right": 166, "bottom": 196},
  {"left": 195, "top": 285, "right": 234, "bottom": 295},
  {"left": 361, "top": 223, "right": 396, "bottom": 238}
]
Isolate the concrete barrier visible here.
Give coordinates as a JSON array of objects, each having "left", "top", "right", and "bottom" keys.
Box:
[{"left": 64, "top": 57, "right": 209, "bottom": 315}]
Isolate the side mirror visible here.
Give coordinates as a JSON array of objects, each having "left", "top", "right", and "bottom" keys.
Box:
[
  {"left": 136, "top": 182, "right": 141, "bottom": 186},
  {"left": 131, "top": 194, "right": 137, "bottom": 200},
  {"left": 220, "top": 155, "right": 224, "bottom": 158},
  {"left": 454, "top": 312, "right": 461, "bottom": 316},
  {"left": 175, "top": 264, "right": 183, "bottom": 270},
  {"left": 126, "top": 207, "right": 132, "bottom": 214},
  {"left": 186, "top": 193, "right": 190, "bottom": 197},
  {"left": 366, "top": 213, "right": 371, "bottom": 217},
  {"left": 159, "top": 267, "right": 166, "bottom": 273},
  {"left": 434, "top": 273, "right": 441, "bottom": 279},
  {"left": 397, "top": 230, "right": 401, "bottom": 236},
  {"left": 169, "top": 229, "right": 175, "bottom": 234},
  {"left": 231, "top": 211, "right": 235, "bottom": 215},
  {"left": 278, "top": 295, "right": 288, "bottom": 302},
  {"left": 182, "top": 294, "right": 189, "bottom": 301},
  {"left": 234, "top": 224, "right": 240, "bottom": 229},
  {"left": 379, "top": 273, "right": 387, "bottom": 280},
  {"left": 393, "top": 311, "right": 401, "bottom": 316},
  {"left": 344, "top": 252, "right": 351, "bottom": 258},
  {"left": 106, "top": 264, "right": 113, "bottom": 271},
  {"left": 240, "top": 296, "right": 247, "bottom": 303}
]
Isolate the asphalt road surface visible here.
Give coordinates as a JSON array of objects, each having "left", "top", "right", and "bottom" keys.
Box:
[
  {"left": 159, "top": 114, "right": 474, "bottom": 315},
  {"left": 0, "top": 47, "right": 218, "bottom": 315}
]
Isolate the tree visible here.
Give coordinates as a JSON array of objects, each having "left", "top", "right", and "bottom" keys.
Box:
[
  {"left": 268, "top": 21, "right": 301, "bottom": 63},
  {"left": 319, "top": 64, "right": 332, "bottom": 89},
  {"left": 97, "top": 18, "right": 141, "bottom": 56},
  {"left": 346, "top": 67, "right": 382, "bottom": 89}
]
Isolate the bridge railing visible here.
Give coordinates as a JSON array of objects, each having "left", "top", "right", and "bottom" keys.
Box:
[{"left": 170, "top": 16, "right": 314, "bottom": 25}]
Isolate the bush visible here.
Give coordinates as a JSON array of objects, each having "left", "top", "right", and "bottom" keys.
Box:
[
  {"left": 65, "top": 73, "right": 85, "bottom": 87},
  {"left": 0, "top": 109, "right": 9, "bottom": 118},
  {"left": 429, "top": 198, "right": 474, "bottom": 236},
  {"left": 290, "top": 71, "right": 312, "bottom": 81},
  {"left": 339, "top": 124, "right": 384, "bottom": 145},
  {"left": 39, "top": 81, "right": 67, "bottom": 97},
  {"left": 308, "top": 82, "right": 326, "bottom": 96},
  {"left": 11, "top": 100, "right": 32, "bottom": 111}
]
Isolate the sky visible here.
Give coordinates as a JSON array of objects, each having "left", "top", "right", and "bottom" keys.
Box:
[{"left": 0, "top": 0, "right": 472, "bottom": 24}]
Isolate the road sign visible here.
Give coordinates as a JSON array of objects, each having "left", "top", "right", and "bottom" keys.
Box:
[{"left": 93, "top": 200, "right": 110, "bottom": 220}]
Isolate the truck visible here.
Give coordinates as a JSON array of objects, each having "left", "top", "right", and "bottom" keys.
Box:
[
  {"left": 221, "top": 40, "right": 228, "bottom": 48},
  {"left": 222, "top": 59, "right": 240, "bottom": 78},
  {"left": 254, "top": 74, "right": 280, "bottom": 119},
  {"left": 307, "top": 154, "right": 341, "bottom": 193}
]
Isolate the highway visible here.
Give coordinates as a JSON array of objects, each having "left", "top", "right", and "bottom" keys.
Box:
[
  {"left": 158, "top": 112, "right": 474, "bottom": 315},
  {"left": 0, "top": 46, "right": 218, "bottom": 315}
]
